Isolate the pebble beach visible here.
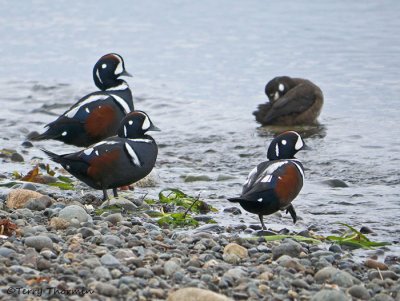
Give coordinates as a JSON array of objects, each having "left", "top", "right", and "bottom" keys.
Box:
[{"left": 0, "top": 181, "right": 399, "bottom": 301}]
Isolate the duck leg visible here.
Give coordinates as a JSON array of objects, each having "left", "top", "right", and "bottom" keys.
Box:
[
  {"left": 102, "top": 189, "right": 109, "bottom": 201},
  {"left": 112, "top": 188, "right": 118, "bottom": 198},
  {"left": 286, "top": 205, "right": 297, "bottom": 224},
  {"left": 259, "top": 214, "right": 267, "bottom": 230}
]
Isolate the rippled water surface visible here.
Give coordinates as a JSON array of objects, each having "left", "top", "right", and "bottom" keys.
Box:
[{"left": 1, "top": 1, "right": 399, "bottom": 257}]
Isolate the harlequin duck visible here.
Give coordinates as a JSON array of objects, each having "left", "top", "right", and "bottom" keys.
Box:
[
  {"left": 41, "top": 111, "right": 159, "bottom": 200},
  {"left": 253, "top": 76, "right": 323, "bottom": 126},
  {"left": 228, "top": 131, "right": 307, "bottom": 230},
  {"left": 31, "top": 53, "right": 134, "bottom": 147}
]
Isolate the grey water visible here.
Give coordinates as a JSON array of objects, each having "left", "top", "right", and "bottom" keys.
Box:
[{"left": 0, "top": 1, "right": 399, "bottom": 258}]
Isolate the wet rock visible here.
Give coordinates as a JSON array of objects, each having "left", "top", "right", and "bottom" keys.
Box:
[
  {"left": 37, "top": 258, "right": 51, "bottom": 271},
  {"left": 6, "top": 189, "right": 44, "bottom": 209},
  {"left": 167, "top": 287, "right": 232, "bottom": 301},
  {"left": 105, "top": 213, "right": 123, "bottom": 224},
  {"left": 183, "top": 174, "right": 212, "bottom": 182},
  {"left": 223, "top": 207, "right": 242, "bottom": 215},
  {"left": 271, "top": 239, "right": 305, "bottom": 259},
  {"left": 25, "top": 195, "right": 53, "bottom": 211},
  {"left": 223, "top": 243, "right": 248, "bottom": 264},
  {"left": 347, "top": 285, "right": 370, "bottom": 300},
  {"left": 58, "top": 205, "right": 89, "bottom": 223},
  {"left": 329, "top": 244, "right": 343, "bottom": 253},
  {"left": 365, "top": 258, "right": 388, "bottom": 270},
  {"left": 11, "top": 152, "right": 24, "bottom": 162},
  {"left": 49, "top": 217, "right": 70, "bottom": 230},
  {"left": 322, "top": 179, "right": 349, "bottom": 188},
  {"left": 310, "top": 289, "right": 349, "bottom": 301},
  {"left": 360, "top": 226, "right": 374, "bottom": 234},
  {"left": 24, "top": 236, "right": 53, "bottom": 251},
  {"left": 21, "top": 141, "right": 33, "bottom": 148},
  {"left": 20, "top": 183, "right": 37, "bottom": 191},
  {"left": 315, "top": 266, "right": 357, "bottom": 287}
]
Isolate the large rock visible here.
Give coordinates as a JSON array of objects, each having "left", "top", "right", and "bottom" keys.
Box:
[
  {"left": 58, "top": 205, "right": 89, "bottom": 223},
  {"left": 311, "top": 289, "right": 349, "bottom": 301},
  {"left": 223, "top": 243, "right": 248, "bottom": 264},
  {"left": 24, "top": 236, "right": 53, "bottom": 251},
  {"left": 315, "top": 267, "right": 359, "bottom": 287},
  {"left": 6, "top": 189, "right": 44, "bottom": 209},
  {"left": 167, "top": 288, "right": 232, "bottom": 301},
  {"left": 271, "top": 239, "right": 305, "bottom": 259}
]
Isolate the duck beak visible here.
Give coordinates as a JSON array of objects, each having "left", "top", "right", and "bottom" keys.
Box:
[
  {"left": 120, "top": 70, "right": 133, "bottom": 77},
  {"left": 302, "top": 144, "right": 311, "bottom": 150},
  {"left": 149, "top": 124, "right": 161, "bottom": 132}
]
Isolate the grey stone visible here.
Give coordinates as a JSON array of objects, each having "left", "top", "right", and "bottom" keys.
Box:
[
  {"left": 102, "top": 234, "right": 122, "bottom": 247},
  {"left": 368, "top": 270, "right": 399, "bottom": 281},
  {"left": 25, "top": 196, "right": 53, "bottom": 211},
  {"left": 105, "top": 213, "right": 123, "bottom": 224},
  {"left": 94, "top": 266, "right": 112, "bottom": 280},
  {"left": 82, "top": 256, "right": 102, "bottom": 268},
  {"left": 11, "top": 152, "right": 24, "bottom": 162},
  {"left": 371, "top": 293, "right": 395, "bottom": 301},
  {"left": 347, "top": 285, "right": 370, "bottom": 300},
  {"left": 20, "top": 183, "right": 37, "bottom": 191},
  {"left": 95, "top": 282, "right": 118, "bottom": 297},
  {"left": 0, "top": 247, "right": 16, "bottom": 257},
  {"left": 58, "top": 205, "right": 89, "bottom": 223},
  {"left": 134, "top": 267, "right": 154, "bottom": 278},
  {"left": 223, "top": 207, "right": 242, "bottom": 215},
  {"left": 315, "top": 267, "right": 357, "bottom": 287},
  {"left": 291, "top": 279, "right": 310, "bottom": 289},
  {"left": 311, "top": 289, "right": 349, "bottom": 301},
  {"left": 272, "top": 239, "right": 305, "bottom": 259},
  {"left": 100, "top": 254, "right": 121, "bottom": 267},
  {"left": 100, "top": 197, "right": 136, "bottom": 211},
  {"left": 164, "top": 260, "right": 181, "bottom": 276},
  {"left": 24, "top": 236, "right": 53, "bottom": 251}
]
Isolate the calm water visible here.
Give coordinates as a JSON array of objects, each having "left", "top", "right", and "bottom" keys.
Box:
[{"left": 1, "top": 1, "right": 399, "bottom": 257}]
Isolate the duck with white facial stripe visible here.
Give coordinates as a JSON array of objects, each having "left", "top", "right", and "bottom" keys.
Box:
[
  {"left": 228, "top": 131, "right": 308, "bottom": 230},
  {"left": 253, "top": 76, "right": 324, "bottom": 126},
  {"left": 41, "top": 111, "right": 160, "bottom": 201},
  {"left": 31, "top": 53, "right": 134, "bottom": 147}
]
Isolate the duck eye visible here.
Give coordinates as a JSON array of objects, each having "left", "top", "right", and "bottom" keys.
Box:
[
  {"left": 102, "top": 63, "right": 107, "bottom": 69},
  {"left": 281, "top": 140, "right": 287, "bottom": 145}
]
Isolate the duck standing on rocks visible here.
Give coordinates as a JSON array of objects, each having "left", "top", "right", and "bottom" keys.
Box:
[
  {"left": 253, "top": 76, "right": 323, "bottom": 126},
  {"left": 228, "top": 131, "right": 307, "bottom": 230},
  {"left": 31, "top": 53, "right": 134, "bottom": 147},
  {"left": 41, "top": 111, "right": 159, "bottom": 200}
]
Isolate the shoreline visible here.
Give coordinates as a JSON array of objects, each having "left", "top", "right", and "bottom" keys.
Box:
[{"left": 0, "top": 185, "right": 399, "bottom": 301}]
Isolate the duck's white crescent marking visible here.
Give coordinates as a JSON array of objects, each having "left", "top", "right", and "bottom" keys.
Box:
[
  {"left": 142, "top": 115, "right": 151, "bottom": 130},
  {"left": 244, "top": 166, "right": 258, "bottom": 185},
  {"left": 65, "top": 95, "right": 109, "bottom": 118},
  {"left": 114, "top": 56, "right": 123, "bottom": 75},
  {"left": 128, "top": 138, "right": 152, "bottom": 143},
  {"left": 275, "top": 144, "right": 279, "bottom": 157},
  {"left": 124, "top": 126, "right": 127, "bottom": 137},
  {"left": 274, "top": 91, "right": 280, "bottom": 100},
  {"left": 292, "top": 160, "right": 305, "bottom": 179},
  {"left": 125, "top": 143, "right": 141, "bottom": 166},
  {"left": 96, "top": 69, "right": 103, "bottom": 84},
  {"left": 106, "top": 82, "right": 129, "bottom": 91},
  {"left": 295, "top": 136, "right": 304, "bottom": 150},
  {"left": 109, "top": 94, "right": 131, "bottom": 114},
  {"left": 84, "top": 148, "right": 93, "bottom": 155}
]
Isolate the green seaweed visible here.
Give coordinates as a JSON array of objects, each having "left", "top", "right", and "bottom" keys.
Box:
[
  {"left": 247, "top": 234, "right": 321, "bottom": 244},
  {"left": 157, "top": 212, "right": 199, "bottom": 228},
  {"left": 326, "top": 222, "right": 390, "bottom": 249},
  {"left": 158, "top": 188, "right": 218, "bottom": 214},
  {"left": 94, "top": 205, "right": 124, "bottom": 216}
]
